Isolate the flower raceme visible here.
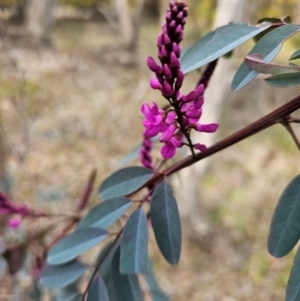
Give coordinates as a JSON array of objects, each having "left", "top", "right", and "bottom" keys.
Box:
[{"left": 141, "top": 0, "right": 218, "bottom": 159}]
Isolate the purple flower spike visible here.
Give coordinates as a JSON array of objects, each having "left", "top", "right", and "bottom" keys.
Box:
[
  {"left": 140, "top": 136, "right": 154, "bottom": 170},
  {"left": 141, "top": 1, "right": 218, "bottom": 160}
]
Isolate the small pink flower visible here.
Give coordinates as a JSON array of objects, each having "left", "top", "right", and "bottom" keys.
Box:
[
  {"left": 8, "top": 218, "right": 21, "bottom": 229},
  {"left": 161, "top": 142, "right": 176, "bottom": 159}
]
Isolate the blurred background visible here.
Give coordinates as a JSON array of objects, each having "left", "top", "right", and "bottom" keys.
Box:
[{"left": 0, "top": 0, "right": 300, "bottom": 300}]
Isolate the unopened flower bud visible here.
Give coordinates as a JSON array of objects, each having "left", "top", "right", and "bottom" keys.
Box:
[
  {"left": 147, "top": 56, "right": 161, "bottom": 73},
  {"left": 182, "top": 90, "right": 196, "bottom": 103},
  {"left": 163, "top": 64, "right": 173, "bottom": 80},
  {"left": 194, "top": 143, "right": 207, "bottom": 152},
  {"left": 170, "top": 52, "right": 180, "bottom": 68},
  {"left": 163, "top": 34, "right": 171, "bottom": 45},
  {"left": 162, "top": 80, "right": 174, "bottom": 97},
  {"left": 150, "top": 78, "right": 162, "bottom": 90},
  {"left": 196, "top": 123, "right": 219, "bottom": 133}
]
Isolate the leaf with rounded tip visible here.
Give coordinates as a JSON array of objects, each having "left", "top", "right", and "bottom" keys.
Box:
[
  {"left": 120, "top": 208, "right": 148, "bottom": 274},
  {"left": 181, "top": 22, "right": 271, "bottom": 74},
  {"left": 290, "top": 49, "right": 300, "bottom": 61},
  {"left": 232, "top": 24, "right": 300, "bottom": 91},
  {"left": 111, "top": 246, "right": 143, "bottom": 301},
  {"left": 57, "top": 282, "right": 81, "bottom": 301},
  {"left": 77, "top": 197, "right": 132, "bottom": 230},
  {"left": 40, "top": 261, "right": 87, "bottom": 288},
  {"left": 265, "top": 72, "right": 300, "bottom": 87},
  {"left": 48, "top": 228, "right": 108, "bottom": 265},
  {"left": 87, "top": 276, "right": 110, "bottom": 301},
  {"left": 150, "top": 181, "right": 181, "bottom": 264},
  {"left": 99, "top": 167, "right": 154, "bottom": 200},
  {"left": 268, "top": 175, "right": 300, "bottom": 257},
  {"left": 286, "top": 246, "right": 300, "bottom": 301}
]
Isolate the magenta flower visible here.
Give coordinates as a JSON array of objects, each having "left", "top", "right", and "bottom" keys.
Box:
[
  {"left": 141, "top": 0, "right": 218, "bottom": 159},
  {"left": 8, "top": 218, "right": 21, "bottom": 229}
]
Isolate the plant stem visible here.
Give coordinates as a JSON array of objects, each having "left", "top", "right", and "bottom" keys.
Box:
[{"left": 146, "top": 93, "right": 300, "bottom": 184}]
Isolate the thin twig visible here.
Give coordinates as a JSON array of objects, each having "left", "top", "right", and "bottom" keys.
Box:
[
  {"left": 82, "top": 231, "right": 123, "bottom": 301},
  {"left": 281, "top": 118, "right": 300, "bottom": 151}
]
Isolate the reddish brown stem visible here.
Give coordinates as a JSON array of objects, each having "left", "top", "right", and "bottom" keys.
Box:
[{"left": 145, "top": 93, "right": 300, "bottom": 185}]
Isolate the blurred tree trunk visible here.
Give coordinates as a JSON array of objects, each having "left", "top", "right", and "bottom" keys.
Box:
[
  {"left": 296, "top": 1, "right": 300, "bottom": 24},
  {"left": 25, "top": 0, "right": 56, "bottom": 45},
  {"left": 174, "top": 0, "right": 247, "bottom": 240},
  {"left": 114, "top": 0, "right": 145, "bottom": 53}
]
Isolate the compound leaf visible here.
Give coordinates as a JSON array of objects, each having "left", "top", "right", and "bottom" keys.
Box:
[
  {"left": 48, "top": 228, "right": 108, "bottom": 265},
  {"left": 77, "top": 197, "right": 132, "bottom": 229},
  {"left": 120, "top": 208, "right": 148, "bottom": 274},
  {"left": 150, "top": 181, "right": 181, "bottom": 264},
  {"left": 268, "top": 175, "right": 300, "bottom": 257},
  {"left": 99, "top": 167, "right": 154, "bottom": 200},
  {"left": 40, "top": 261, "right": 87, "bottom": 289}
]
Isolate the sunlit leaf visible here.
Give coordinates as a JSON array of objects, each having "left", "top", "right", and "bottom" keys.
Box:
[
  {"left": 268, "top": 175, "right": 300, "bottom": 257},
  {"left": 181, "top": 22, "right": 271, "bottom": 74},
  {"left": 40, "top": 261, "right": 87, "bottom": 288},
  {"left": 150, "top": 181, "right": 181, "bottom": 264},
  {"left": 48, "top": 228, "right": 108, "bottom": 265},
  {"left": 87, "top": 276, "right": 110, "bottom": 301},
  {"left": 290, "top": 49, "right": 300, "bottom": 61},
  {"left": 77, "top": 197, "right": 132, "bottom": 229},
  {"left": 265, "top": 72, "right": 300, "bottom": 87},
  {"left": 111, "top": 246, "right": 143, "bottom": 301},
  {"left": 120, "top": 208, "right": 148, "bottom": 274},
  {"left": 99, "top": 167, "right": 154, "bottom": 200},
  {"left": 232, "top": 24, "right": 300, "bottom": 91}
]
